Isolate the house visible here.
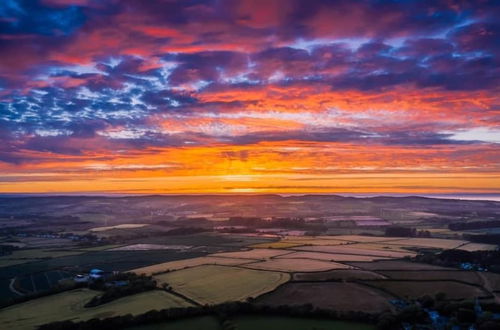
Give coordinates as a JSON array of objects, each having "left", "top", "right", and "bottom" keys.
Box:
[
  {"left": 89, "top": 268, "right": 105, "bottom": 280},
  {"left": 73, "top": 274, "right": 90, "bottom": 283}
]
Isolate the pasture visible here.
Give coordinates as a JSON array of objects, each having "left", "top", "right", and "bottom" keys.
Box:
[
  {"left": 0, "top": 289, "right": 192, "bottom": 330},
  {"left": 348, "top": 260, "right": 456, "bottom": 271},
  {"left": 257, "top": 282, "right": 393, "bottom": 313},
  {"left": 292, "top": 269, "right": 386, "bottom": 281},
  {"left": 364, "top": 280, "right": 489, "bottom": 300},
  {"left": 245, "top": 258, "right": 350, "bottom": 272},
  {"left": 250, "top": 241, "right": 304, "bottom": 249},
  {"left": 387, "top": 238, "right": 467, "bottom": 249},
  {"left": 90, "top": 224, "right": 149, "bottom": 232},
  {"left": 212, "top": 248, "right": 291, "bottom": 259},
  {"left": 294, "top": 245, "right": 414, "bottom": 258},
  {"left": 155, "top": 265, "right": 290, "bottom": 305},
  {"left": 132, "top": 256, "right": 255, "bottom": 275},
  {"left": 279, "top": 251, "right": 391, "bottom": 262},
  {"left": 379, "top": 270, "right": 482, "bottom": 285}
]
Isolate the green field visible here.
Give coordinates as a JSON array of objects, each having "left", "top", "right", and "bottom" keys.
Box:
[
  {"left": 155, "top": 265, "right": 290, "bottom": 304},
  {"left": 0, "top": 289, "right": 192, "bottom": 330},
  {"left": 232, "top": 316, "right": 375, "bottom": 330}
]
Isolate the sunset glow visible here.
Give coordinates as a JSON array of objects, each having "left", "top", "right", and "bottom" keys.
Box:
[{"left": 1, "top": 0, "right": 499, "bottom": 194}]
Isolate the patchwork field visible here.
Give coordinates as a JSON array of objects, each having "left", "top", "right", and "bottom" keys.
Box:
[
  {"left": 250, "top": 242, "right": 305, "bottom": 249},
  {"left": 386, "top": 238, "right": 467, "bottom": 249},
  {"left": 332, "top": 235, "right": 405, "bottom": 243},
  {"left": 456, "top": 243, "right": 498, "bottom": 252},
  {"left": 294, "top": 245, "right": 414, "bottom": 258},
  {"left": 211, "top": 248, "right": 291, "bottom": 259},
  {"left": 132, "top": 256, "right": 255, "bottom": 275},
  {"left": 245, "top": 258, "right": 351, "bottom": 272},
  {"left": 348, "top": 260, "right": 457, "bottom": 271},
  {"left": 89, "top": 224, "right": 150, "bottom": 232},
  {"left": 364, "top": 280, "right": 489, "bottom": 300},
  {"left": 155, "top": 265, "right": 290, "bottom": 304},
  {"left": 279, "top": 251, "right": 391, "bottom": 262},
  {"left": 379, "top": 270, "right": 482, "bottom": 285},
  {"left": 257, "top": 282, "right": 393, "bottom": 313},
  {"left": 0, "top": 289, "right": 191, "bottom": 330},
  {"left": 293, "top": 269, "right": 386, "bottom": 281}
]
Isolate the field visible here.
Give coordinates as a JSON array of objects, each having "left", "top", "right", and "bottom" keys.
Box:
[
  {"left": 233, "top": 316, "right": 375, "bottom": 330},
  {"left": 0, "top": 289, "right": 192, "bottom": 330},
  {"left": 294, "top": 245, "right": 414, "bottom": 258},
  {"left": 0, "top": 248, "right": 85, "bottom": 268},
  {"left": 379, "top": 270, "right": 482, "bottom": 285},
  {"left": 257, "top": 282, "right": 393, "bottom": 313},
  {"left": 132, "top": 256, "right": 256, "bottom": 275},
  {"left": 250, "top": 242, "right": 304, "bottom": 249},
  {"left": 363, "top": 280, "right": 489, "bottom": 300},
  {"left": 212, "top": 248, "right": 291, "bottom": 259},
  {"left": 244, "top": 258, "right": 351, "bottom": 272},
  {"left": 293, "top": 269, "right": 386, "bottom": 281},
  {"left": 348, "top": 260, "right": 457, "bottom": 271},
  {"left": 279, "top": 251, "right": 391, "bottom": 262},
  {"left": 90, "top": 224, "right": 150, "bottom": 232},
  {"left": 387, "top": 238, "right": 467, "bottom": 249},
  {"left": 332, "top": 235, "right": 405, "bottom": 243},
  {"left": 457, "top": 243, "right": 498, "bottom": 252},
  {"left": 155, "top": 265, "right": 290, "bottom": 304}
]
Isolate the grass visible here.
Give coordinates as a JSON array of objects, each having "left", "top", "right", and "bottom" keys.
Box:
[
  {"left": 292, "top": 269, "right": 386, "bottom": 282},
  {"left": 89, "top": 224, "right": 150, "bottom": 232},
  {"left": 249, "top": 242, "right": 304, "bottom": 249},
  {"left": 128, "top": 316, "right": 221, "bottom": 330},
  {"left": 279, "top": 251, "right": 391, "bottom": 262},
  {"left": 257, "top": 282, "right": 393, "bottom": 313},
  {"left": 364, "top": 280, "right": 488, "bottom": 300},
  {"left": 379, "top": 270, "right": 482, "bottom": 285},
  {"left": 457, "top": 243, "right": 498, "bottom": 252},
  {"left": 132, "top": 256, "right": 255, "bottom": 275},
  {"left": 0, "top": 289, "right": 192, "bottom": 330},
  {"left": 155, "top": 265, "right": 290, "bottom": 305},
  {"left": 245, "top": 258, "right": 350, "bottom": 272},
  {"left": 387, "top": 238, "right": 467, "bottom": 249},
  {"left": 348, "top": 260, "right": 458, "bottom": 271},
  {"left": 211, "top": 248, "right": 291, "bottom": 259},
  {"left": 234, "top": 316, "right": 375, "bottom": 330},
  {"left": 294, "top": 245, "right": 414, "bottom": 258}
]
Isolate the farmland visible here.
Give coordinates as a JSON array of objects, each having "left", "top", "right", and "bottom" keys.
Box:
[
  {"left": 244, "top": 258, "right": 351, "bottom": 272},
  {"left": 257, "top": 282, "right": 394, "bottom": 313},
  {"left": 155, "top": 265, "right": 290, "bottom": 305},
  {"left": 0, "top": 289, "right": 192, "bottom": 330},
  {"left": 363, "top": 280, "right": 489, "bottom": 300},
  {"left": 132, "top": 256, "right": 256, "bottom": 275},
  {"left": 1, "top": 194, "right": 500, "bottom": 329}
]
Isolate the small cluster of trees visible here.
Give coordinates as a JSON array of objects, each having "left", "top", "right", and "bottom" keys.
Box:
[
  {"left": 449, "top": 220, "right": 500, "bottom": 231},
  {"left": 85, "top": 273, "right": 157, "bottom": 307},
  {"left": 384, "top": 226, "right": 431, "bottom": 238}
]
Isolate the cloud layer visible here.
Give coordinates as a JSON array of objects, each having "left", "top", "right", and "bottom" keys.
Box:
[{"left": 0, "top": 0, "right": 499, "bottom": 193}]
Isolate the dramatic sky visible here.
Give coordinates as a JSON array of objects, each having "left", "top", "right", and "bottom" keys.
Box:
[{"left": 0, "top": 0, "right": 499, "bottom": 194}]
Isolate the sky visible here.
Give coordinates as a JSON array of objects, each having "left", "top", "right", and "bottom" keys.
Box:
[{"left": 0, "top": 0, "right": 499, "bottom": 194}]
